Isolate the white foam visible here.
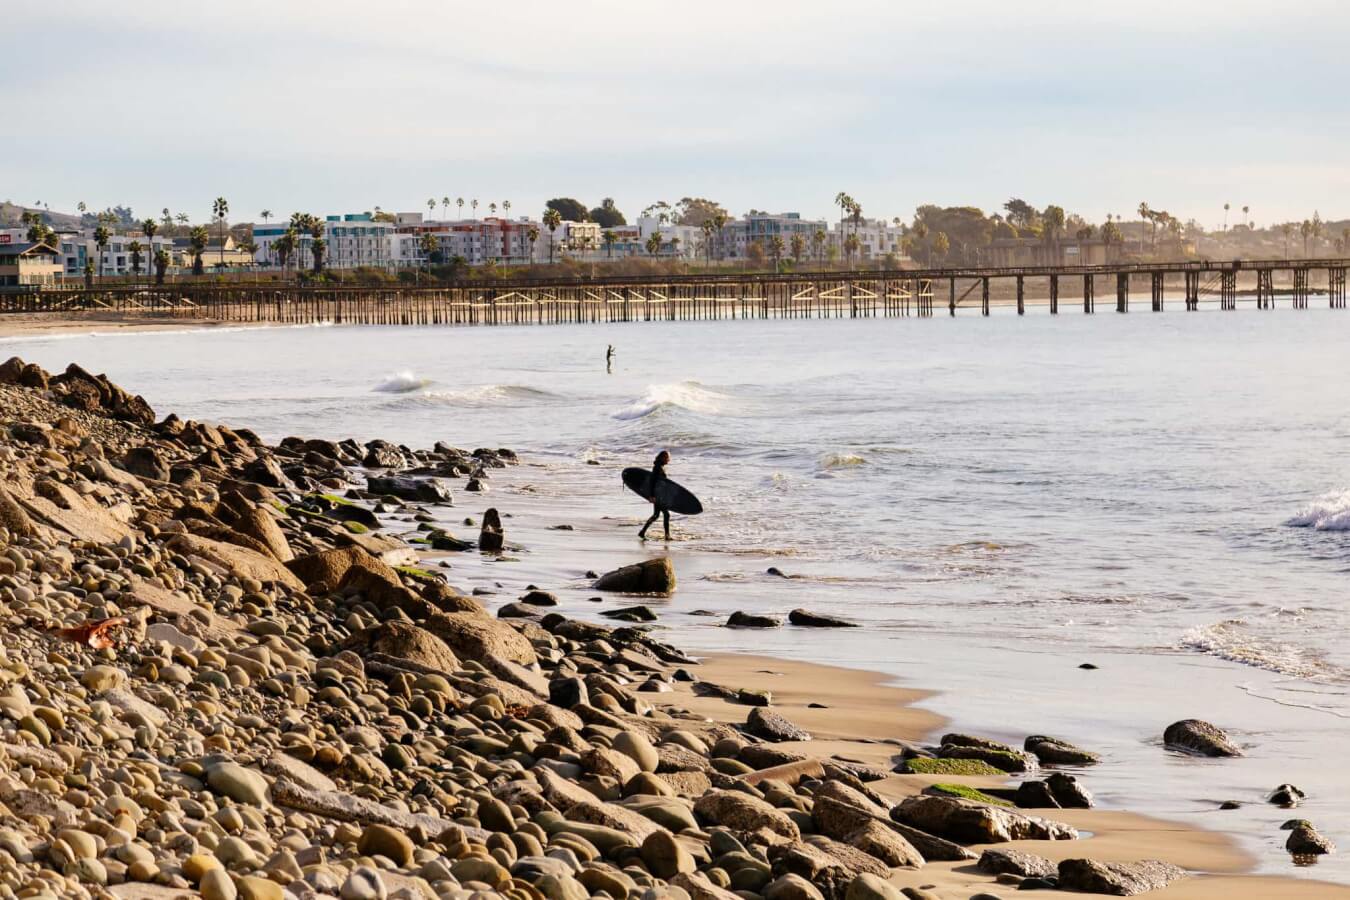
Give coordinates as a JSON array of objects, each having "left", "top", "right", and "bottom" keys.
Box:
[
  {"left": 413, "top": 384, "right": 556, "bottom": 407},
  {"left": 1286, "top": 488, "right": 1350, "bottom": 531},
  {"left": 819, "top": 451, "right": 867, "bottom": 470},
  {"left": 1180, "top": 618, "right": 1337, "bottom": 680},
  {"left": 612, "top": 381, "right": 729, "bottom": 421},
  {"left": 373, "top": 370, "right": 432, "bottom": 393}
]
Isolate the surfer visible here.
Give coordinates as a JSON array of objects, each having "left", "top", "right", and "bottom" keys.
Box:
[
  {"left": 638, "top": 450, "right": 672, "bottom": 541},
  {"left": 606, "top": 344, "right": 615, "bottom": 373}
]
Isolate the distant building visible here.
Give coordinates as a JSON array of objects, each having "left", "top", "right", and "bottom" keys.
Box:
[
  {"left": 831, "top": 218, "right": 909, "bottom": 263},
  {"left": 985, "top": 238, "right": 1113, "bottom": 267},
  {"left": 393, "top": 216, "right": 541, "bottom": 267},
  {"left": 0, "top": 241, "right": 62, "bottom": 286},
  {"left": 172, "top": 234, "right": 254, "bottom": 270},
  {"left": 719, "top": 213, "right": 829, "bottom": 260}
]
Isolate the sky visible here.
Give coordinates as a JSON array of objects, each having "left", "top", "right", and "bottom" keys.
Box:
[{"left": 4, "top": 0, "right": 1350, "bottom": 228}]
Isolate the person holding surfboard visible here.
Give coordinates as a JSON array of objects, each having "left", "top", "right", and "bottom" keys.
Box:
[{"left": 623, "top": 450, "right": 703, "bottom": 540}]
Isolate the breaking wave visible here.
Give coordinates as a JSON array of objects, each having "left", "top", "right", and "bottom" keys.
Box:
[
  {"left": 373, "top": 370, "right": 433, "bottom": 393},
  {"left": 412, "top": 384, "right": 559, "bottom": 408},
  {"left": 1287, "top": 489, "right": 1350, "bottom": 531},
  {"left": 819, "top": 451, "right": 867, "bottom": 470},
  {"left": 613, "top": 382, "right": 729, "bottom": 421},
  {"left": 1180, "top": 618, "right": 1341, "bottom": 680}
]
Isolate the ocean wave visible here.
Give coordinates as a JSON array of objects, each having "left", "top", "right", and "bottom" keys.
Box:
[
  {"left": 613, "top": 381, "right": 729, "bottom": 421},
  {"left": 0, "top": 320, "right": 335, "bottom": 344},
  {"left": 1180, "top": 619, "right": 1342, "bottom": 680},
  {"left": 819, "top": 451, "right": 867, "bottom": 470},
  {"left": 372, "top": 370, "right": 433, "bottom": 393},
  {"left": 396, "top": 384, "right": 560, "bottom": 408},
  {"left": 1286, "top": 489, "right": 1350, "bottom": 531}
]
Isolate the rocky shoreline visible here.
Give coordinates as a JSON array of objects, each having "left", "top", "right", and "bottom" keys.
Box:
[{"left": 0, "top": 355, "right": 1333, "bottom": 900}]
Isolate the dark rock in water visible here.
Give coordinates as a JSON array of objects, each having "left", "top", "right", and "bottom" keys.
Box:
[
  {"left": 363, "top": 440, "right": 406, "bottom": 468},
  {"left": 788, "top": 608, "right": 857, "bottom": 628},
  {"left": 1057, "top": 858, "right": 1187, "bottom": 895},
  {"left": 1018, "top": 877, "right": 1057, "bottom": 890},
  {"left": 549, "top": 677, "right": 589, "bottom": 709},
  {"left": 478, "top": 508, "right": 504, "bottom": 552},
  {"left": 549, "top": 524, "right": 574, "bottom": 530},
  {"left": 1282, "top": 819, "right": 1311, "bottom": 830},
  {"left": 367, "top": 475, "right": 452, "bottom": 504},
  {"left": 1025, "top": 734, "right": 1100, "bottom": 766},
  {"left": 978, "top": 848, "right": 1058, "bottom": 878},
  {"left": 601, "top": 605, "right": 657, "bottom": 623},
  {"left": 519, "top": 590, "right": 558, "bottom": 607},
  {"left": 1286, "top": 822, "right": 1335, "bottom": 856},
  {"left": 497, "top": 602, "right": 542, "bottom": 619},
  {"left": 584, "top": 570, "right": 598, "bottom": 579},
  {"left": 1163, "top": 719, "right": 1242, "bottom": 757},
  {"left": 464, "top": 477, "right": 486, "bottom": 493},
  {"left": 1079, "top": 663, "right": 1098, "bottom": 670},
  {"left": 243, "top": 456, "right": 291, "bottom": 489},
  {"left": 594, "top": 558, "right": 676, "bottom": 595},
  {"left": 747, "top": 707, "right": 812, "bottom": 743},
  {"left": 428, "top": 530, "right": 474, "bottom": 551},
  {"left": 766, "top": 567, "right": 788, "bottom": 577},
  {"left": 121, "top": 445, "right": 170, "bottom": 482},
  {"left": 728, "top": 611, "right": 781, "bottom": 628},
  {"left": 938, "top": 735, "right": 1036, "bottom": 774},
  {"left": 1219, "top": 801, "right": 1242, "bottom": 810},
  {"left": 1045, "top": 773, "right": 1093, "bottom": 809},
  {"left": 1269, "top": 784, "right": 1306, "bottom": 807},
  {"left": 807, "top": 702, "right": 829, "bottom": 709}
]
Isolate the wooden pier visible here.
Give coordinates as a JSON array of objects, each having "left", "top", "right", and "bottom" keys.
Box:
[{"left": 3, "top": 258, "right": 1347, "bottom": 328}]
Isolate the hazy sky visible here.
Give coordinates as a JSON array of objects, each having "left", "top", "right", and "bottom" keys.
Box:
[{"left": 5, "top": 0, "right": 1349, "bottom": 227}]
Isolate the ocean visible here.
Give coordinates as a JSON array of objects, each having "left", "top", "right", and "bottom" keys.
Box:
[{"left": 4, "top": 306, "right": 1348, "bottom": 879}]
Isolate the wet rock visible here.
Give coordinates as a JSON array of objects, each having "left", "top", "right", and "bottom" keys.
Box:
[
  {"left": 727, "top": 611, "right": 781, "bottom": 628},
  {"left": 1057, "top": 858, "right": 1187, "bottom": 895},
  {"left": 602, "top": 605, "right": 658, "bottom": 622},
  {"left": 1269, "top": 784, "right": 1306, "bottom": 807},
  {"left": 1286, "top": 821, "right": 1335, "bottom": 856},
  {"left": 1024, "top": 734, "right": 1100, "bottom": 766},
  {"left": 479, "top": 507, "right": 504, "bottom": 552},
  {"left": 367, "top": 475, "right": 451, "bottom": 503},
  {"left": 892, "top": 795, "right": 1078, "bottom": 844},
  {"left": 788, "top": 608, "right": 857, "bottom": 627},
  {"left": 938, "top": 733, "right": 1036, "bottom": 773},
  {"left": 520, "top": 589, "right": 558, "bottom": 606},
  {"left": 747, "top": 707, "right": 812, "bottom": 742},
  {"left": 1162, "top": 719, "right": 1242, "bottom": 757},
  {"left": 595, "top": 558, "right": 677, "bottom": 595}
]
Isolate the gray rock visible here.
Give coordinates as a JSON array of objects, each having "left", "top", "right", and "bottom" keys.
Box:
[
  {"left": 594, "top": 558, "right": 676, "bottom": 595},
  {"left": 205, "top": 761, "right": 269, "bottom": 807},
  {"left": 747, "top": 707, "right": 812, "bottom": 742},
  {"left": 1057, "top": 858, "right": 1187, "bottom": 895},
  {"left": 892, "top": 795, "right": 1077, "bottom": 844},
  {"left": 1024, "top": 734, "right": 1100, "bottom": 765},
  {"left": 727, "top": 611, "right": 781, "bottom": 628},
  {"left": 788, "top": 608, "right": 857, "bottom": 627},
  {"left": 1162, "top": 719, "right": 1242, "bottom": 757},
  {"left": 977, "top": 848, "right": 1058, "bottom": 878}
]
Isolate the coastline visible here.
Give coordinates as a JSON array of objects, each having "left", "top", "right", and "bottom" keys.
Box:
[{"left": 0, "top": 350, "right": 1342, "bottom": 899}]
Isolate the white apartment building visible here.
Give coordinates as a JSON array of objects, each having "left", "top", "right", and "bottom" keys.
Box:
[
  {"left": 393, "top": 216, "right": 541, "bottom": 267},
  {"left": 831, "top": 217, "right": 909, "bottom": 262}
]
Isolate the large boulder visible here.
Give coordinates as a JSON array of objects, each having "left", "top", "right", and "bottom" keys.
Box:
[
  {"left": 594, "top": 558, "right": 676, "bottom": 595},
  {"left": 891, "top": 795, "right": 1077, "bottom": 844},
  {"left": 978, "top": 848, "right": 1058, "bottom": 878},
  {"left": 747, "top": 707, "right": 812, "bottom": 743},
  {"left": 811, "top": 795, "right": 973, "bottom": 863},
  {"left": 479, "top": 508, "right": 504, "bottom": 552},
  {"left": 423, "top": 613, "right": 538, "bottom": 666},
  {"left": 0, "top": 356, "right": 49, "bottom": 388},
  {"left": 1025, "top": 734, "right": 1100, "bottom": 766},
  {"left": 1163, "top": 719, "right": 1242, "bottom": 757},
  {"left": 166, "top": 533, "right": 304, "bottom": 590},
  {"left": 224, "top": 504, "right": 293, "bottom": 563},
  {"left": 51, "top": 363, "right": 154, "bottom": 424},
  {"left": 1286, "top": 821, "right": 1335, "bottom": 856},
  {"left": 693, "top": 790, "right": 800, "bottom": 840},
  {"left": 367, "top": 475, "right": 452, "bottom": 504},
  {"left": 121, "top": 446, "right": 171, "bottom": 482},
  {"left": 1057, "top": 858, "right": 1187, "bottom": 895},
  {"left": 0, "top": 487, "right": 37, "bottom": 537},
  {"left": 347, "top": 622, "right": 459, "bottom": 673},
  {"left": 287, "top": 546, "right": 399, "bottom": 595}
]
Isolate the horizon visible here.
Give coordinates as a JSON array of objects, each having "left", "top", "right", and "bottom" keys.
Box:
[{"left": 6, "top": 0, "right": 1350, "bottom": 229}]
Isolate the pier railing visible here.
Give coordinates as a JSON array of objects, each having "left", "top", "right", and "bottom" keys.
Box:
[{"left": 3, "top": 258, "right": 1346, "bottom": 324}]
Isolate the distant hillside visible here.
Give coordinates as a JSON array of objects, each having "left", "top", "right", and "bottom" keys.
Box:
[{"left": 0, "top": 202, "right": 84, "bottom": 231}]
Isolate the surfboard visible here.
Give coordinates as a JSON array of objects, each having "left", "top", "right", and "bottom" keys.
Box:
[{"left": 622, "top": 467, "right": 703, "bottom": 515}]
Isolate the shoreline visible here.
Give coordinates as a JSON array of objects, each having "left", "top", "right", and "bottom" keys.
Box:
[{"left": 0, "top": 352, "right": 1342, "bottom": 899}]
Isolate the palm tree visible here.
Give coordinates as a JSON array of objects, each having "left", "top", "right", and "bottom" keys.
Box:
[
  {"left": 188, "top": 225, "right": 209, "bottom": 276},
  {"left": 275, "top": 228, "right": 297, "bottom": 271},
  {"left": 502, "top": 200, "right": 511, "bottom": 220},
  {"left": 645, "top": 231, "right": 663, "bottom": 258},
  {"left": 933, "top": 232, "right": 950, "bottom": 265},
  {"left": 526, "top": 225, "right": 540, "bottom": 263},
  {"left": 1281, "top": 223, "right": 1293, "bottom": 258},
  {"left": 489, "top": 202, "right": 497, "bottom": 218},
  {"left": 456, "top": 197, "right": 464, "bottom": 218},
  {"left": 471, "top": 199, "right": 479, "bottom": 219},
  {"left": 543, "top": 209, "right": 562, "bottom": 263},
  {"left": 1223, "top": 202, "right": 1230, "bottom": 231},
  {"left": 418, "top": 232, "right": 439, "bottom": 273},
  {"left": 1241, "top": 205, "right": 1250, "bottom": 229},
  {"left": 768, "top": 235, "right": 785, "bottom": 272},
  {"left": 176, "top": 212, "right": 189, "bottom": 226},
  {"left": 913, "top": 222, "right": 929, "bottom": 266},
  {"left": 1136, "top": 202, "right": 1150, "bottom": 252},
  {"left": 812, "top": 228, "right": 826, "bottom": 262},
  {"left": 843, "top": 234, "right": 860, "bottom": 267},
  {"left": 790, "top": 233, "right": 805, "bottom": 265},
  {"left": 77, "top": 201, "right": 87, "bottom": 218},
  {"left": 213, "top": 197, "right": 229, "bottom": 269},
  {"left": 260, "top": 209, "right": 272, "bottom": 224},
  {"left": 442, "top": 196, "right": 450, "bottom": 219},
  {"left": 153, "top": 248, "right": 169, "bottom": 285},
  {"left": 1311, "top": 211, "right": 1324, "bottom": 255},
  {"left": 1300, "top": 220, "right": 1312, "bottom": 257},
  {"left": 93, "top": 225, "right": 110, "bottom": 280},
  {"left": 427, "top": 198, "right": 436, "bottom": 219},
  {"left": 603, "top": 230, "right": 617, "bottom": 259},
  {"left": 128, "top": 239, "right": 144, "bottom": 278}
]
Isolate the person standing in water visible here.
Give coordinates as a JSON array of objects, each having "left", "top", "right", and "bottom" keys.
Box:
[
  {"left": 606, "top": 344, "right": 615, "bottom": 373},
  {"left": 639, "top": 450, "right": 672, "bottom": 541}
]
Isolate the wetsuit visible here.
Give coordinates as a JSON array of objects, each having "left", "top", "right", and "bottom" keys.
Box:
[{"left": 639, "top": 460, "right": 671, "bottom": 540}]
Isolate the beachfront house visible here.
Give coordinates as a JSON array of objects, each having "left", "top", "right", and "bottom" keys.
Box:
[{"left": 0, "top": 241, "right": 62, "bottom": 287}]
